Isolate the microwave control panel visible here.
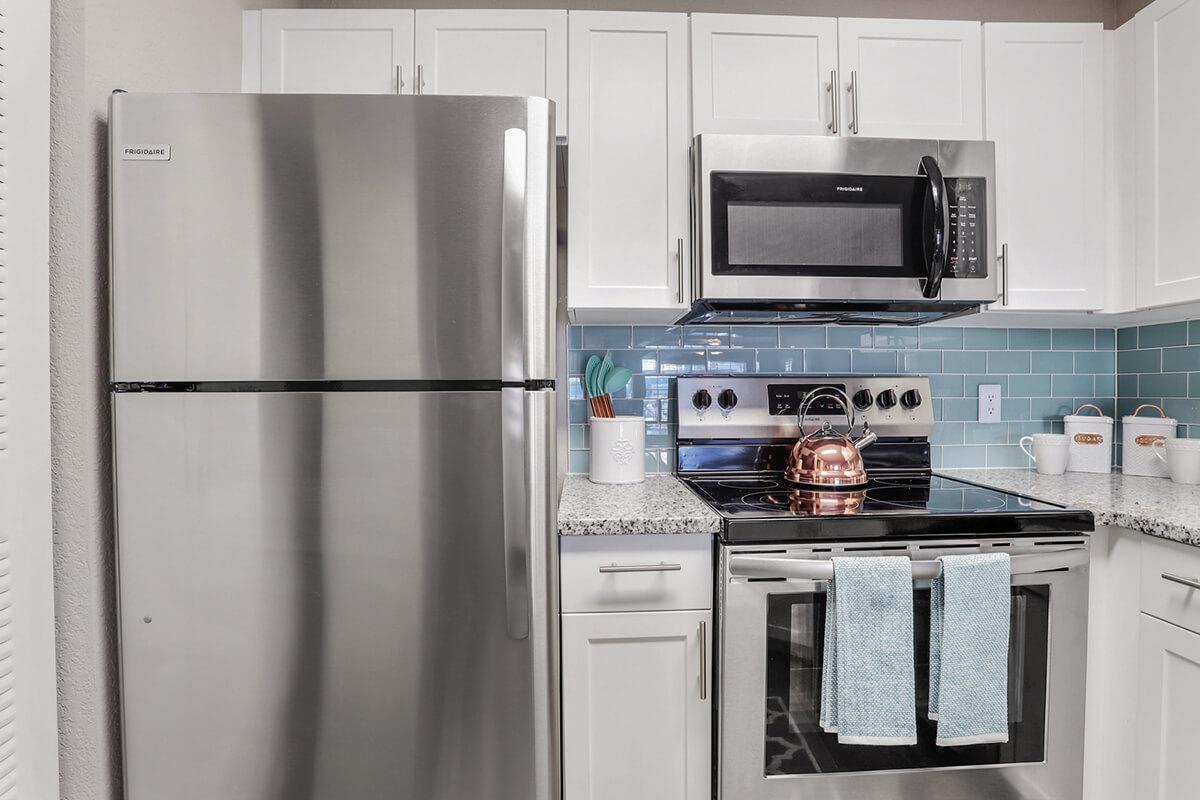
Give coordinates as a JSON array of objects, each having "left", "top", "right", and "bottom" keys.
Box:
[{"left": 945, "top": 177, "right": 987, "bottom": 278}]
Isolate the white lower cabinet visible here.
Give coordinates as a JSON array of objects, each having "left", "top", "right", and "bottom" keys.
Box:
[
  {"left": 562, "top": 610, "right": 712, "bottom": 800},
  {"left": 1136, "top": 613, "right": 1200, "bottom": 799}
]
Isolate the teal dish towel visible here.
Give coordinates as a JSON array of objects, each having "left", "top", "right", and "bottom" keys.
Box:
[
  {"left": 819, "top": 556, "right": 917, "bottom": 746},
  {"left": 929, "top": 552, "right": 1012, "bottom": 746}
]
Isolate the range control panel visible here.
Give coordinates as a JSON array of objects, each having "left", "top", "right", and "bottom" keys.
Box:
[
  {"left": 677, "top": 375, "right": 934, "bottom": 441},
  {"left": 945, "top": 177, "right": 987, "bottom": 278}
]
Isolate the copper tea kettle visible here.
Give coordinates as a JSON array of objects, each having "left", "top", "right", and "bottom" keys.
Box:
[{"left": 785, "top": 388, "right": 878, "bottom": 488}]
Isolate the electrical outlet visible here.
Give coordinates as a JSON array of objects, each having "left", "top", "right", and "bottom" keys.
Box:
[{"left": 978, "top": 384, "right": 1003, "bottom": 423}]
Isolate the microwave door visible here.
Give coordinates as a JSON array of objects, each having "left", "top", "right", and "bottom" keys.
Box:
[{"left": 919, "top": 155, "right": 949, "bottom": 299}]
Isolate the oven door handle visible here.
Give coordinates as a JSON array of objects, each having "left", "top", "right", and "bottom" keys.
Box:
[
  {"left": 727, "top": 548, "right": 1089, "bottom": 581},
  {"left": 919, "top": 154, "right": 948, "bottom": 300}
]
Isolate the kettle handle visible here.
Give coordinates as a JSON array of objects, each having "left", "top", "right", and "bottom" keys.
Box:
[{"left": 798, "top": 387, "right": 855, "bottom": 441}]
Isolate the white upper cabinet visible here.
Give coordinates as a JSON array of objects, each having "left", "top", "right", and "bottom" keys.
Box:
[
  {"left": 1135, "top": 0, "right": 1200, "bottom": 308},
  {"left": 837, "top": 18, "right": 983, "bottom": 139},
  {"left": 253, "top": 10, "right": 415, "bottom": 94},
  {"left": 414, "top": 10, "right": 568, "bottom": 136},
  {"left": 568, "top": 11, "right": 691, "bottom": 319},
  {"left": 691, "top": 14, "right": 839, "bottom": 135},
  {"left": 984, "top": 23, "right": 1105, "bottom": 311}
]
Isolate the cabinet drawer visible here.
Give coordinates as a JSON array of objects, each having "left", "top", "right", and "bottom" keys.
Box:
[
  {"left": 1141, "top": 536, "right": 1200, "bottom": 635},
  {"left": 560, "top": 534, "right": 713, "bottom": 613}
]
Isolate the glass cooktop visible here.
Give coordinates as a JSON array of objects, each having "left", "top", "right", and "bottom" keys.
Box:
[{"left": 680, "top": 471, "right": 1094, "bottom": 542}]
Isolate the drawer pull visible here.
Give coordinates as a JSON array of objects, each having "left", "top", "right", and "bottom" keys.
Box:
[
  {"left": 1162, "top": 573, "right": 1200, "bottom": 591},
  {"left": 598, "top": 562, "right": 682, "bottom": 574},
  {"left": 699, "top": 620, "right": 708, "bottom": 701}
]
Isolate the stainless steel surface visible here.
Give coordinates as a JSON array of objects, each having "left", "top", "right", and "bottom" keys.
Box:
[
  {"left": 395, "top": 64, "right": 403, "bottom": 94},
  {"left": 1162, "top": 572, "right": 1200, "bottom": 591},
  {"left": 676, "top": 236, "right": 685, "bottom": 304},
  {"left": 699, "top": 620, "right": 708, "bottom": 701},
  {"left": 827, "top": 70, "right": 839, "bottom": 134},
  {"left": 849, "top": 70, "right": 860, "bottom": 134},
  {"left": 114, "top": 389, "right": 559, "bottom": 800},
  {"left": 417, "top": 63, "right": 425, "bottom": 94},
  {"left": 692, "top": 134, "right": 997, "bottom": 306},
  {"left": 597, "top": 562, "right": 683, "bottom": 574},
  {"left": 502, "top": 387, "right": 531, "bottom": 641},
  {"left": 1000, "top": 242, "right": 1010, "bottom": 306},
  {"left": 719, "top": 536, "right": 1090, "bottom": 799},
  {"left": 728, "top": 547, "right": 1089, "bottom": 581},
  {"left": 109, "top": 93, "right": 555, "bottom": 382},
  {"left": 676, "top": 376, "right": 934, "bottom": 440}
]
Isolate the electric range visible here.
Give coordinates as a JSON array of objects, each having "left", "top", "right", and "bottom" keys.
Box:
[{"left": 675, "top": 375, "right": 1094, "bottom": 542}]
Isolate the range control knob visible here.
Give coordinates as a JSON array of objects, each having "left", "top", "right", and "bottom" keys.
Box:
[
  {"left": 692, "top": 389, "right": 713, "bottom": 411},
  {"left": 900, "top": 389, "right": 923, "bottom": 410},
  {"left": 717, "top": 389, "right": 738, "bottom": 411},
  {"left": 876, "top": 389, "right": 898, "bottom": 410},
  {"left": 852, "top": 389, "right": 874, "bottom": 410}
]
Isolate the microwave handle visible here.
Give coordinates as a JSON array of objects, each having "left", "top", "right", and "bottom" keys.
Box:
[{"left": 919, "top": 155, "right": 948, "bottom": 299}]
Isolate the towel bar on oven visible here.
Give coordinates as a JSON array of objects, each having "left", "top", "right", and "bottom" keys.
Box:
[{"left": 727, "top": 548, "right": 1089, "bottom": 581}]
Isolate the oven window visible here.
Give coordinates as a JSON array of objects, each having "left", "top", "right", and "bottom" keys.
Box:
[{"left": 764, "top": 586, "right": 1048, "bottom": 776}]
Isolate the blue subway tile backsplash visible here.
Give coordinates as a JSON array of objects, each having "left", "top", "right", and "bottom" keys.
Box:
[{"left": 568, "top": 324, "right": 1118, "bottom": 474}]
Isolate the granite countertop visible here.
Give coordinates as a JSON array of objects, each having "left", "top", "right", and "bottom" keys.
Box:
[
  {"left": 945, "top": 469, "right": 1200, "bottom": 548},
  {"left": 558, "top": 475, "right": 721, "bottom": 536}
]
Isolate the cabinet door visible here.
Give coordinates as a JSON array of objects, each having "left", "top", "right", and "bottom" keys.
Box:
[
  {"left": 414, "top": 10, "right": 567, "bottom": 137},
  {"left": 1136, "top": 614, "right": 1200, "bottom": 798},
  {"left": 837, "top": 18, "right": 983, "bottom": 139},
  {"left": 984, "top": 23, "right": 1104, "bottom": 311},
  {"left": 1135, "top": 0, "right": 1200, "bottom": 308},
  {"left": 563, "top": 610, "right": 711, "bottom": 800},
  {"left": 691, "top": 13, "right": 839, "bottom": 135},
  {"left": 568, "top": 11, "right": 691, "bottom": 316},
  {"left": 258, "top": 10, "right": 414, "bottom": 94}
]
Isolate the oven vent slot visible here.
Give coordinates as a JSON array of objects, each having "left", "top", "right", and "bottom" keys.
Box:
[{"left": 1035, "top": 539, "right": 1088, "bottom": 546}]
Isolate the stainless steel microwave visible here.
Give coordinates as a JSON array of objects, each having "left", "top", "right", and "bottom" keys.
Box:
[{"left": 683, "top": 135, "right": 997, "bottom": 325}]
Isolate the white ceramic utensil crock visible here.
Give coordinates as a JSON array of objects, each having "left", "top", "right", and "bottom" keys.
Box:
[{"left": 589, "top": 416, "right": 646, "bottom": 484}]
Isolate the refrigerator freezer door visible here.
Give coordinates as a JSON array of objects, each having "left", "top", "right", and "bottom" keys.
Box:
[
  {"left": 109, "top": 93, "right": 554, "bottom": 383},
  {"left": 113, "top": 389, "right": 557, "bottom": 800}
]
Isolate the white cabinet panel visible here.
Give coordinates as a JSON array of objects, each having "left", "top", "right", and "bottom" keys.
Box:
[
  {"left": 568, "top": 12, "right": 691, "bottom": 318},
  {"left": 414, "top": 10, "right": 567, "bottom": 136},
  {"left": 837, "top": 18, "right": 983, "bottom": 139},
  {"left": 562, "top": 610, "right": 711, "bottom": 800},
  {"left": 984, "top": 23, "right": 1104, "bottom": 311},
  {"left": 258, "top": 10, "right": 414, "bottom": 94},
  {"left": 691, "top": 14, "right": 839, "bottom": 135},
  {"left": 1135, "top": 0, "right": 1200, "bottom": 308},
  {"left": 1136, "top": 614, "right": 1200, "bottom": 799}
]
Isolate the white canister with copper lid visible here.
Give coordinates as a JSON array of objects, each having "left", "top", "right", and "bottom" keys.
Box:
[
  {"left": 1122, "top": 404, "right": 1178, "bottom": 477},
  {"left": 1064, "top": 403, "right": 1114, "bottom": 474}
]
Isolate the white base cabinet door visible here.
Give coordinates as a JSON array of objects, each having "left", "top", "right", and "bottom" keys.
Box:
[
  {"left": 1135, "top": 0, "right": 1200, "bottom": 309},
  {"left": 1136, "top": 614, "right": 1200, "bottom": 799},
  {"left": 562, "top": 610, "right": 711, "bottom": 800},
  {"left": 567, "top": 11, "right": 691, "bottom": 319},
  {"left": 414, "top": 10, "right": 567, "bottom": 136},
  {"left": 836, "top": 18, "right": 983, "bottom": 139},
  {"left": 691, "top": 13, "right": 839, "bottom": 135},
  {"left": 253, "top": 10, "right": 415, "bottom": 94},
  {"left": 984, "top": 23, "right": 1105, "bottom": 311}
]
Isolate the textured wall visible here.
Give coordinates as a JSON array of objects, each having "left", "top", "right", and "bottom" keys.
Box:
[{"left": 48, "top": 2, "right": 291, "bottom": 797}]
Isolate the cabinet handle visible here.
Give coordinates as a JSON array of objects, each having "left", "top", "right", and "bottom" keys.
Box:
[
  {"left": 416, "top": 64, "right": 425, "bottom": 95},
  {"left": 999, "top": 243, "right": 1009, "bottom": 306},
  {"left": 676, "top": 237, "right": 685, "bottom": 304},
  {"left": 1163, "top": 573, "right": 1200, "bottom": 591},
  {"left": 395, "top": 65, "right": 404, "bottom": 94},
  {"left": 827, "top": 69, "right": 839, "bottom": 134},
  {"left": 849, "top": 70, "right": 860, "bottom": 135},
  {"left": 598, "top": 562, "right": 682, "bottom": 574},
  {"left": 699, "top": 620, "right": 708, "bottom": 701}
]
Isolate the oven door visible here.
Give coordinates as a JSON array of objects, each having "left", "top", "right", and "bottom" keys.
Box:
[
  {"left": 717, "top": 538, "right": 1088, "bottom": 800},
  {"left": 694, "top": 135, "right": 996, "bottom": 306}
]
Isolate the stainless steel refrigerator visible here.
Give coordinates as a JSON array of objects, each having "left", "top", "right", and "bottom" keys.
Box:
[{"left": 109, "top": 93, "right": 561, "bottom": 800}]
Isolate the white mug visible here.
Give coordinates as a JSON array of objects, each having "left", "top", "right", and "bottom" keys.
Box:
[
  {"left": 1019, "top": 433, "right": 1070, "bottom": 475},
  {"left": 1152, "top": 437, "right": 1200, "bottom": 485}
]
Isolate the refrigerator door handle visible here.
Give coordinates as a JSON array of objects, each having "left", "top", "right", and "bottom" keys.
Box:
[
  {"left": 501, "top": 128, "right": 528, "bottom": 384},
  {"left": 502, "top": 387, "right": 533, "bottom": 640}
]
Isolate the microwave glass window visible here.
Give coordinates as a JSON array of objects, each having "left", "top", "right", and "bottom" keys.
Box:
[
  {"left": 727, "top": 202, "right": 903, "bottom": 268},
  {"left": 764, "top": 585, "right": 1048, "bottom": 776}
]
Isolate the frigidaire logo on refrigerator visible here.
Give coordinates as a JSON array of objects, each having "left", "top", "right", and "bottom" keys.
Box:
[{"left": 122, "top": 144, "right": 171, "bottom": 161}]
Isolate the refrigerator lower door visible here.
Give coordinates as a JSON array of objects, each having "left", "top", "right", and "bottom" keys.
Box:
[{"left": 113, "top": 388, "right": 557, "bottom": 800}]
